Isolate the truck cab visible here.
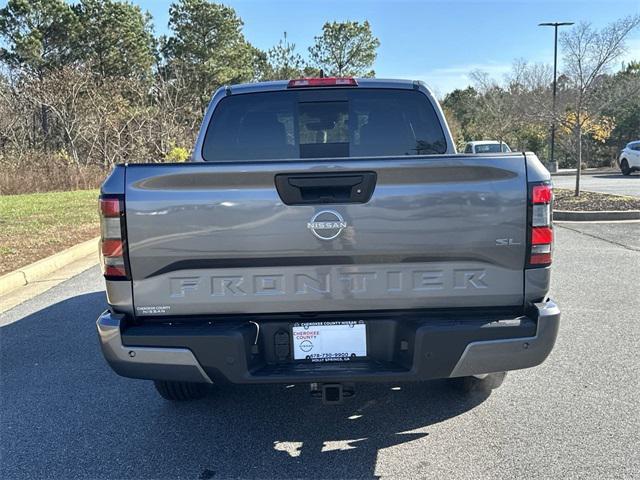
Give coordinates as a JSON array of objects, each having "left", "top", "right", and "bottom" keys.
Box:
[{"left": 96, "top": 78, "right": 559, "bottom": 403}]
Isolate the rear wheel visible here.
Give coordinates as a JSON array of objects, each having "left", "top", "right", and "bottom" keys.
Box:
[
  {"left": 621, "top": 159, "right": 631, "bottom": 176},
  {"left": 153, "top": 380, "right": 209, "bottom": 401},
  {"left": 449, "top": 371, "right": 507, "bottom": 394}
]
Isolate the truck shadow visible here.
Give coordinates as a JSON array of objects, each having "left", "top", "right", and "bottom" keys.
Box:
[
  {"left": 1, "top": 292, "right": 492, "bottom": 480},
  {"left": 168, "top": 381, "right": 489, "bottom": 479}
]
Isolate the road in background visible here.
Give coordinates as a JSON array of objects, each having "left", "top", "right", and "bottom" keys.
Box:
[
  {"left": 1, "top": 222, "right": 639, "bottom": 479},
  {"left": 552, "top": 171, "right": 640, "bottom": 197}
]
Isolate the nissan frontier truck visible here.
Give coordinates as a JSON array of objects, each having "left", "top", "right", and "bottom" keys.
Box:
[{"left": 96, "top": 77, "right": 559, "bottom": 403}]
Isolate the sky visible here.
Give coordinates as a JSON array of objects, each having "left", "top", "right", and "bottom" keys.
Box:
[
  {"left": 134, "top": 0, "right": 640, "bottom": 96},
  {"left": 38, "top": 1, "right": 640, "bottom": 95}
]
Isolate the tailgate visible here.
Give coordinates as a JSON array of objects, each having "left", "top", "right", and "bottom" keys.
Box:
[{"left": 125, "top": 155, "right": 527, "bottom": 316}]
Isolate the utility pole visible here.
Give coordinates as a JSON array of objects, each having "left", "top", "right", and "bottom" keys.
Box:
[{"left": 539, "top": 22, "right": 574, "bottom": 172}]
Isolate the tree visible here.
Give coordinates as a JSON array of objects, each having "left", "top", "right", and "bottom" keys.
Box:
[
  {"left": 0, "top": 72, "right": 34, "bottom": 161},
  {"left": 162, "top": 0, "right": 258, "bottom": 113},
  {"left": 442, "top": 86, "right": 480, "bottom": 142},
  {"left": 443, "top": 62, "right": 554, "bottom": 155},
  {"left": 604, "top": 61, "right": 640, "bottom": 151},
  {"left": 0, "top": 0, "right": 79, "bottom": 76},
  {"left": 559, "top": 15, "right": 640, "bottom": 195},
  {"left": 73, "top": 0, "right": 155, "bottom": 81},
  {"left": 469, "top": 70, "right": 522, "bottom": 147},
  {"left": 441, "top": 106, "right": 465, "bottom": 151},
  {"left": 505, "top": 61, "right": 554, "bottom": 156},
  {"left": 266, "top": 32, "right": 305, "bottom": 80},
  {"left": 249, "top": 45, "right": 271, "bottom": 82},
  {"left": 0, "top": 0, "right": 81, "bottom": 139},
  {"left": 308, "top": 21, "right": 380, "bottom": 77},
  {"left": 24, "top": 66, "right": 91, "bottom": 166}
]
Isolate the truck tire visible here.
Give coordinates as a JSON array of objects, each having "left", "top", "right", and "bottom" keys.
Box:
[
  {"left": 449, "top": 371, "right": 507, "bottom": 394},
  {"left": 153, "top": 380, "right": 209, "bottom": 401},
  {"left": 621, "top": 159, "right": 631, "bottom": 176}
]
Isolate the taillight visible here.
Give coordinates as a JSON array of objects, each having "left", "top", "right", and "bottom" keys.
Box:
[
  {"left": 532, "top": 185, "right": 552, "bottom": 204},
  {"left": 99, "top": 195, "right": 128, "bottom": 279},
  {"left": 532, "top": 226, "right": 553, "bottom": 244},
  {"left": 287, "top": 77, "right": 358, "bottom": 88},
  {"left": 528, "top": 183, "right": 553, "bottom": 267}
]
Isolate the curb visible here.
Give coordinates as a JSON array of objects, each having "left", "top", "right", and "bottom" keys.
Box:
[
  {"left": 0, "top": 237, "right": 100, "bottom": 297},
  {"left": 554, "top": 210, "right": 640, "bottom": 221}
]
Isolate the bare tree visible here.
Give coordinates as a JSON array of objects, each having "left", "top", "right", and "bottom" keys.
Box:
[
  {"left": 470, "top": 70, "right": 522, "bottom": 147},
  {"left": 560, "top": 15, "right": 640, "bottom": 195},
  {"left": 508, "top": 60, "right": 554, "bottom": 125},
  {"left": 25, "top": 66, "right": 91, "bottom": 166},
  {"left": 0, "top": 73, "right": 33, "bottom": 163},
  {"left": 149, "top": 64, "right": 199, "bottom": 159}
]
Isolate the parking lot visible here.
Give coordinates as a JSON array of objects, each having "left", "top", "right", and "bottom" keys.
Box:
[
  {"left": 1, "top": 221, "right": 639, "bottom": 479},
  {"left": 552, "top": 171, "right": 640, "bottom": 197}
]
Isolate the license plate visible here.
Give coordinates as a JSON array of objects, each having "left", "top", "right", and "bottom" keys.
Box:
[{"left": 292, "top": 321, "right": 367, "bottom": 362}]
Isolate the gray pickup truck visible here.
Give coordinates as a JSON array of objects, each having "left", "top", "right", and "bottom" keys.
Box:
[{"left": 97, "top": 77, "right": 559, "bottom": 404}]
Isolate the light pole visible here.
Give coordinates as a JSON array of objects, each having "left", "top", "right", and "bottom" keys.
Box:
[{"left": 539, "top": 22, "right": 573, "bottom": 171}]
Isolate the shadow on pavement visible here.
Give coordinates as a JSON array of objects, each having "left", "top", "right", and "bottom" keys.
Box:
[{"left": 1, "top": 292, "right": 491, "bottom": 479}]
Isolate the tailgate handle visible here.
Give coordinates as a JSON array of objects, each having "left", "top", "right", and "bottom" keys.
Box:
[{"left": 275, "top": 172, "right": 377, "bottom": 205}]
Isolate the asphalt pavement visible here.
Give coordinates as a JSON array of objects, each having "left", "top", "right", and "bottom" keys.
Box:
[
  {"left": 1, "top": 222, "right": 639, "bottom": 479},
  {"left": 552, "top": 170, "right": 640, "bottom": 197}
]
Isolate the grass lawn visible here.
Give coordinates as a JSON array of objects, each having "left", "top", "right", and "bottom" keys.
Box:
[{"left": 0, "top": 189, "right": 100, "bottom": 276}]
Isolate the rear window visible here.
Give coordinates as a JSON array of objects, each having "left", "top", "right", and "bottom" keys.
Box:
[
  {"left": 475, "top": 143, "right": 509, "bottom": 153},
  {"left": 202, "top": 89, "right": 447, "bottom": 161}
]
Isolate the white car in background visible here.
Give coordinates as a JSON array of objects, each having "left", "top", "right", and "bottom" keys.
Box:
[
  {"left": 619, "top": 141, "right": 640, "bottom": 176},
  {"left": 464, "top": 141, "right": 511, "bottom": 154}
]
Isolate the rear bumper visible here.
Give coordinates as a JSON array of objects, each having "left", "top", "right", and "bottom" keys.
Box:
[{"left": 96, "top": 301, "right": 560, "bottom": 384}]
